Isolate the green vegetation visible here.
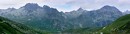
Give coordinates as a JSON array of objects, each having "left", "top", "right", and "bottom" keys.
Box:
[
  {"left": 0, "top": 16, "right": 51, "bottom": 34},
  {"left": 98, "top": 14, "right": 130, "bottom": 34},
  {"left": 62, "top": 27, "right": 102, "bottom": 34}
]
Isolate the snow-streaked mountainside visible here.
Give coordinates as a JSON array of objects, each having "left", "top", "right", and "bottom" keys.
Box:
[{"left": 0, "top": 3, "right": 125, "bottom": 32}]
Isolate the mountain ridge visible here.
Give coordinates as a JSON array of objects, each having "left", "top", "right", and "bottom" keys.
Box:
[{"left": 0, "top": 3, "right": 125, "bottom": 32}]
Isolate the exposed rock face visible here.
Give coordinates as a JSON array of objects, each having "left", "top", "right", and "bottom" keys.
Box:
[{"left": 0, "top": 3, "right": 123, "bottom": 32}]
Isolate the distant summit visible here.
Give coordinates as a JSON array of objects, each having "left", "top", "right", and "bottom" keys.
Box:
[
  {"left": 22, "top": 3, "right": 41, "bottom": 11},
  {"left": 101, "top": 5, "right": 115, "bottom": 9},
  {"left": 77, "top": 8, "right": 84, "bottom": 11},
  {"left": 43, "top": 5, "right": 51, "bottom": 9},
  {"left": 123, "top": 10, "right": 130, "bottom": 15},
  {"left": 19, "top": 3, "right": 59, "bottom": 13},
  {"left": 100, "top": 5, "right": 119, "bottom": 11}
]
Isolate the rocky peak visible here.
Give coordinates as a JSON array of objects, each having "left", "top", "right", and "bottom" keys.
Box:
[
  {"left": 77, "top": 8, "right": 84, "bottom": 11},
  {"left": 100, "top": 5, "right": 119, "bottom": 11},
  {"left": 22, "top": 3, "right": 41, "bottom": 11},
  {"left": 43, "top": 5, "right": 51, "bottom": 9}
]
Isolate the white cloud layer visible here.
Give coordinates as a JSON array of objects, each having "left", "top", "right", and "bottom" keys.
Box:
[{"left": 0, "top": 0, "right": 130, "bottom": 12}]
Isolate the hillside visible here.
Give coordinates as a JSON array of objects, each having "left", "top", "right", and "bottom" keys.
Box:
[
  {"left": 98, "top": 14, "right": 130, "bottom": 34},
  {"left": 0, "top": 16, "right": 47, "bottom": 34},
  {"left": 62, "top": 27, "right": 102, "bottom": 34},
  {"left": 62, "top": 14, "right": 130, "bottom": 34}
]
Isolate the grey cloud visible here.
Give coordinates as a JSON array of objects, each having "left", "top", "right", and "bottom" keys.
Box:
[{"left": 0, "top": 0, "right": 130, "bottom": 12}]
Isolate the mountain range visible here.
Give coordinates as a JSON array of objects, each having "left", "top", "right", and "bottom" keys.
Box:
[
  {"left": 62, "top": 14, "right": 130, "bottom": 34},
  {"left": 0, "top": 3, "right": 129, "bottom": 32}
]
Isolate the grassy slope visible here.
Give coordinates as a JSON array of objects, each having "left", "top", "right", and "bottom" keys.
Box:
[
  {"left": 62, "top": 27, "right": 102, "bottom": 34},
  {"left": 0, "top": 16, "right": 51, "bottom": 34},
  {"left": 98, "top": 14, "right": 130, "bottom": 34}
]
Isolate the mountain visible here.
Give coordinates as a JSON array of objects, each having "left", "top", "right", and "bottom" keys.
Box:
[
  {"left": 22, "top": 3, "right": 42, "bottom": 11},
  {"left": 65, "top": 5, "right": 123, "bottom": 29},
  {"left": 0, "top": 3, "right": 69, "bottom": 32},
  {"left": 65, "top": 8, "right": 86, "bottom": 19},
  {"left": 98, "top": 14, "right": 130, "bottom": 34},
  {"left": 60, "top": 5, "right": 123, "bottom": 34},
  {"left": 123, "top": 10, "right": 130, "bottom": 15},
  {"left": 62, "top": 13, "right": 129, "bottom": 34},
  {"left": 0, "top": 16, "right": 45, "bottom": 34},
  {"left": 92, "top": 5, "right": 123, "bottom": 27},
  {"left": 100, "top": 5, "right": 120, "bottom": 11},
  {"left": 0, "top": 3, "right": 123, "bottom": 32}
]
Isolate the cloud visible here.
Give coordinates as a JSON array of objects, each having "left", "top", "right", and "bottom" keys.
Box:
[
  {"left": 0, "top": 0, "right": 130, "bottom": 12},
  {"left": 0, "top": 0, "right": 45, "bottom": 9}
]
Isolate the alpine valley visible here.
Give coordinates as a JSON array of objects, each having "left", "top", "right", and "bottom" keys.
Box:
[{"left": 0, "top": 3, "right": 129, "bottom": 34}]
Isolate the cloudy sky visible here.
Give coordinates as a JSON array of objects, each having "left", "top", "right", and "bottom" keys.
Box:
[{"left": 0, "top": 0, "right": 130, "bottom": 12}]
